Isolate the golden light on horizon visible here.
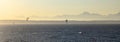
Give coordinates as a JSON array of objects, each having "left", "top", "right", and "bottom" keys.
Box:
[{"left": 0, "top": 0, "right": 120, "bottom": 20}]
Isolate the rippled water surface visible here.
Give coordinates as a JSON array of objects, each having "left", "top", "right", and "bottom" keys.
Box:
[{"left": 0, "top": 24, "right": 120, "bottom": 42}]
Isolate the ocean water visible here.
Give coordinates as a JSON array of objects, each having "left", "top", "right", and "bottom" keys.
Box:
[{"left": 0, "top": 24, "right": 120, "bottom": 42}]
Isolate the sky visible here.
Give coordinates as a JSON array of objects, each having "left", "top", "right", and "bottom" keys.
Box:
[{"left": 0, "top": 0, "right": 120, "bottom": 20}]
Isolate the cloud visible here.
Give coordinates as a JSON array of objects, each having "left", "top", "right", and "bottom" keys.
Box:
[{"left": 54, "top": 12, "right": 120, "bottom": 20}]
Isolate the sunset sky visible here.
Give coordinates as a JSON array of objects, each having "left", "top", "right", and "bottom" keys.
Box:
[{"left": 0, "top": 0, "right": 120, "bottom": 20}]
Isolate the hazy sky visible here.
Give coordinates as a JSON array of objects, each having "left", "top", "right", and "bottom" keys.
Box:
[{"left": 0, "top": 0, "right": 120, "bottom": 20}]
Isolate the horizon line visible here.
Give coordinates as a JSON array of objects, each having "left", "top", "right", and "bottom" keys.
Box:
[{"left": 0, "top": 20, "right": 120, "bottom": 21}]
